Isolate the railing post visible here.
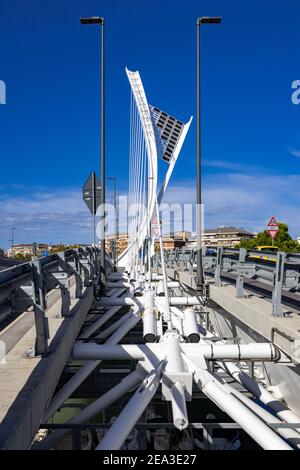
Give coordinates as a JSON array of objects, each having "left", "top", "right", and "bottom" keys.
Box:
[
  {"left": 179, "top": 248, "right": 184, "bottom": 271},
  {"left": 31, "top": 260, "right": 49, "bottom": 356},
  {"left": 80, "top": 248, "right": 92, "bottom": 287},
  {"left": 91, "top": 246, "right": 98, "bottom": 277},
  {"left": 236, "top": 248, "right": 247, "bottom": 298},
  {"left": 174, "top": 248, "right": 179, "bottom": 269},
  {"left": 272, "top": 252, "right": 285, "bottom": 317},
  {"left": 73, "top": 249, "right": 83, "bottom": 298},
  {"left": 56, "top": 252, "right": 71, "bottom": 317},
  {"left": 188, "top": 251, "right": 193, "bottom": 274},
  {"left": 94, "top": 247, "right": 100, "bottom": 277},
  {"left": 214, "top": 247, "right": 223, "bottom": 287},
  {"left": 86, "top": 247, "right": 95, "bottom": 279}
]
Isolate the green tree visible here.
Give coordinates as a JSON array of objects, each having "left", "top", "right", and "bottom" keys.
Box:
[
  {"left": 49, "top": 244, "right": 68, "bottom": 253},
  {"left": 14, "top": 253, "right": 32, "bottom": 261},
  {"left": 238, "top": 223, "right": 300, "bottom": 252},
  {"left": 48, "top": 244, "right": 83, "bottom": 254}
]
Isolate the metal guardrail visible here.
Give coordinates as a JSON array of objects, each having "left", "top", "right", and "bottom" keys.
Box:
[
  {"left": 0, "top": 247, "right": 102, "bottom": 356},
  {"left": 0, "top": 257, "right": 22, "bottom": 271},
  {"left": 153, "top": 246, "right": 300, "bottom": 317}
]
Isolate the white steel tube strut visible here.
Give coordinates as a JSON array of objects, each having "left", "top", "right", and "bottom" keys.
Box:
[
  {"left": 170, "top": 382, "right": 189, "bottom": 430},
  {"left": 186, "top": 357, "right": 292, "bottom": 450},
  {"left": 43, "top": 308, "right": 141, "bottom": 422},
  {"left": 72, "top": 342, "right": 278, "bottom": 362},
  {"left": 33, "top": 370, "right": 144, "bottom": 450},
  {"left": 96, "top": 365, "right": 163, "bottom": 450}
]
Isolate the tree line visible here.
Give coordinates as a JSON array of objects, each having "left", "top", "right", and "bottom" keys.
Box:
[{"left": 238, "top": 223, "right": 300, "bottom": 252}]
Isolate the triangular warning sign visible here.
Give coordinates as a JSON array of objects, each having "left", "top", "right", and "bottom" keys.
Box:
[
  {"left": 151, "top": 216, "right": 160, "bottom": 239},
  {"left": 268, "top": 216, "right": 278, "bottom": 227},
  {"left": 268, "top": 229, "right": 278, "bottom": 240}
]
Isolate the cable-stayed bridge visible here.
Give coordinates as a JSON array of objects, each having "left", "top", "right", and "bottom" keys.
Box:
[{"left": 0, "top": 69, "right": 300, "bottom": 451}]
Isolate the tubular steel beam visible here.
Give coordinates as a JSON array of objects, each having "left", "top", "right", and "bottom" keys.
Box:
[
  {"left": 96, "top": 365, "right": 163, "bottom": 450},
  {"left": 72, "top": 342, "right": 278, "bottom": 362},
  {"left": 33, "top": 370, "right": 144, "bottom": 450},
  {"left": 187, "top": 358, "right": 292, "bottom": 451},
  {"left": 43, "top": 309, "right": 141, "bottom": 422}
]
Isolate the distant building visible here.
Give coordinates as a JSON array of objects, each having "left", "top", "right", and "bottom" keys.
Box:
[
  {"left": 105, "top": 233, "right": 129, "bottom": 256},
  {"left": 156, "top": 232, "right": 191, "bottom": 251},
  {"left": 117, "top": 234, "right": 130, "bottom": 254},
  {"left": 105, "top": 231, "right": 191, "bottom": 254},
  {"left": 297, "top": 236, "right": 300, "bottom": 245},
  {"left": 160, "top": 237, "right": 185, "bottom": 251},
  {"left": 7, "top": 243, "right": 49, "bottom": 258},
  {"left": 173, "top": 231, "right": 192, "bottom": 241},
  {"left": 187, "top": 226, "right": 254, "bottom": 248},
  {"left": 105, "top": 227, "right": 253, "bottom": 254},
  {"left": 203, "top": 226, "right": 254, "bottom": 247}
]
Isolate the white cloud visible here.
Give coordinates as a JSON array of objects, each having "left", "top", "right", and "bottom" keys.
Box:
[
  {"left": 0, "top": 189, "right": 86, "bottom": 214},
  {"left": 1, "top": 172, "right": 300, "bottom": 249},
  {"left": 165, "top": 173, "right": 300, "bottom": 237},
  {"left": 0, "top": 188, "right": 93, "bottom": 247},
  {"left": 202, "top": 159, "right": 264, "bottom": 173},
  {"left": 288, "top": 148, "right": 300, "bottom": 158},
  {"left": 0, "top": 186, "right": 125, "bottom": 248}
]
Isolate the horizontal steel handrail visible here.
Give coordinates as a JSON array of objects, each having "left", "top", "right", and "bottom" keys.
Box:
[
  {"left": 153, "top": 245, "right": 300, "bottom": 316},
  {"left": 0, "top": 246, "right": 102, "bottom": 356}
]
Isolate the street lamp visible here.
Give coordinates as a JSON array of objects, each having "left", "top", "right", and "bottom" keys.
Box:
[
  {"left": 107, "top": 177, "right": 117, "bottom": 267},
  {"left": 80, "top": 16, "right": 106, "bottom": 283},
  {"left": 199, "top": 17, "right": 222, "bottom": 24},
  {"left": 196, "top": 16, "right": 222, "bottom": 293},
  {"left": 80, "top": 17, "right": 104, "bottom": 25}
]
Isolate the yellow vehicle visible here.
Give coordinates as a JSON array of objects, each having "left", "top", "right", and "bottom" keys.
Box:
[{"left": 249, "top": 245, "right": 279, "bottom": 261}]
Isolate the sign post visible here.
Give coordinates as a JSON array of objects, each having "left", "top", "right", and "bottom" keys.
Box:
[
  {"left": 267, "top": 216, "right": 279, "bottom": 246},
  {"left": 83, "top": 172, "right": 101, "bottom": 246}
]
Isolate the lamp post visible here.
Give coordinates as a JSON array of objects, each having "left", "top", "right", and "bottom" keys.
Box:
[
  {"left": 10, "top": 227, "right": 17, "bottom": 256},
  {"left": 107, "top": 177, "right": 117, "bottom": 267},
  {"left": 196, "top": 16, "right": 222, "bottom": 292},
  {"left": 80, "top": 16, "right": 106, "bottom": 282}
]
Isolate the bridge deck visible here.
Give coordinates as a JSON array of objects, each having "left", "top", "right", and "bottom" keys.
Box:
[
  {"left": 0, "top": 283, "right": 94, "bottom": 449},
  {"left": 209, "top": 282, "right": 300, "bottom": 361},
  {"left": 160, "top": 267, "right": 300, "bottom": 361}
]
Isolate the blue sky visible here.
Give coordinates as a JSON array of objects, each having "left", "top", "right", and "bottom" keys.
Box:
[{"left": 1, "top": 0, "right": 300, "bottom": 248}]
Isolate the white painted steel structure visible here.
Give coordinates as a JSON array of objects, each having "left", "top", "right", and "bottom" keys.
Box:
[
  {"left": 34, "top": 69, "right": 300, "bottom": 452},
  {"left": 118, "top": 68, "right": 192, "bottom": 271}
]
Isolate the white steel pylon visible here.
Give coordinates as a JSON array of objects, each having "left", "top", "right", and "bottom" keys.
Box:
[{"left": 118, "top": 68, "right": 192, "bottom": 270}]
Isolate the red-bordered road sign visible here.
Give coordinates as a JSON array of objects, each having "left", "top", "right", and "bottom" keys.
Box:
[
  {"left": 267, "top": 216, "right": 279, "bottom": 240},
  {"left": 151, "top": 216, "right": 160, "bottom": 239}
]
